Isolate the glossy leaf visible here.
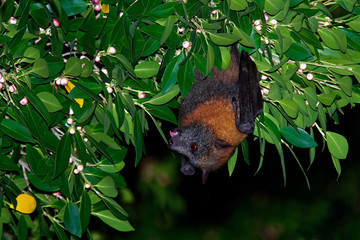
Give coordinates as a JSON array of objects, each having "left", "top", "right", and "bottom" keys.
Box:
[
  {"left": 228, "top": 147, "right": 238, "bottom": 176},
  {"left": 96, "top": 176, "right": 118, "bottom": 198},
  {"left": 65, "top": 57, "right": 82, "bottom": 76},
  {"left": 178, "top": 59, "right": 194, "bottom": 97},
  {"left": 92, "top": 210, "right": 134, "bottom": 232},
  {"left": 80, "top": 190, "right": 91, "bottom": 234},
  {"left": 326, "top": 131, "right": 349, "bottom": 159},
  {"left": 208, "top": 33, "right": 240, "bottom": 46},
  {"left": 53, "top": 132, "right": 71, "bottom": 179},
  {"left": 32, "top": 58, "right": 49, "bottom": 78},
  {"left": 229, "top": 0, "right": 247, "bottom": 11},
  {"left": 146, "top": 85, "right": 180, "bottom": 105},
  {"left": 134, "top": 61, "right": 160, "bottom": 78},
  {"left": 162, "top": 52, "right": 184, "bottom": 93},
  {"left": 37, "top": 92, "right": 63, "bottom": 112},
  {"left": 160, "top": 16, "right": 173, "bottom": 45},
  {"left": 150, "top": 2, "right": 178, "bottom": 17},
  {"left": 280, "top": 127, "right": 318, "bottom": 148},
  {"left": 285, "top": 43, "right": 312, "bottom": 61},
  {"left": 278, "top": 99, "right": 299, "bottom": 118},
  {"left": 0, "top": 119, "right": 35, "bottom": 143},
  {"left": 64, "top": 202, "right": 82, "bottom": 237}
]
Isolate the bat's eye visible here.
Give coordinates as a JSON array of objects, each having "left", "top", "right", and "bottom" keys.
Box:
[{"left": 191, "top": 143, "right": 199, "bottom": 151}]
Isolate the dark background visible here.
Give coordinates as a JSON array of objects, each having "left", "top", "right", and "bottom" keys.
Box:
[{"left": 91, "top": 105, "right": 360, "bottom": 240}]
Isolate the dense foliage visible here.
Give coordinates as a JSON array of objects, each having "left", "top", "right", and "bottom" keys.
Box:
[{"left": 0, "top": 0, "right": 359, "bottom": 238}]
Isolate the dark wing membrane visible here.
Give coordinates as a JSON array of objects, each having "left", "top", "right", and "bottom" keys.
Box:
[{"left": 234, "top": 50, "right": 263, "bottom": 134}]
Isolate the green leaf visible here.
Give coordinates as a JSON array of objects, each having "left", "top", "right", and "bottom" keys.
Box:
[
  {"left": 162, "top": 52, "right": 184, "bottom": 93},
  {"left": 60, "top": 0, "right": 88, "bottom": 16},
  {"left": 53, "top": 221, "right": 69, "bottom": 240},
  {"left": 134, "top": 61, "right": 160, "bottom": 78},
  {"left": 113, "top": 54, "right": 135, "bottom": 77},
  {"left": 18, "top": 215, "right": 27, "bottom": 240},
  {"left": 337, "top": 76, "right": 352, "bottom": 96},
  {"left": 141, "top": 37, "right": 160, "bottom": 57},
  {"left": 65, "top": 57, "right": 82, "bottom": 76},
  {"left": 150, "top": 2, "right": 178, "bottom": 17},
  {"left": 278, "top": 99, "right": 299, "bottom": 118},
  {"left": 292, "top": 13, "right": 304, "bottom": 32},
  {"left": 233, "top": 26, "right": 255, "bottom": 48},
  {"left": 160, "top": 16, "right": 174, "bottom": 45},
  {"left": 0, "top": 119, "right": 35, "bottom": 143},
  {"left": 318, "top": 28, "right": 338, "bottom": 50},
  {"left": 32, "top": 58, "right": 49, "bottom": 78},
  {"left": 326, "top": 131, "right": 349, "bottom": 159},
  {"left": 177, "top": 59, "right": 194, "bottom": 97},
  {"left": 229, "top": 0, "right": 248, "bottom": 11},
  {"left": 342, "top": 0, "right": 356, "bottom": 12},
  {"left": 96, "top": 176, "right": 118, "bottom": 198},
  {"left": 333, "top": 29, "right": 347, "bottom": 53},
  {"left": 208, "top": 32, "right": 240, "bottom": 46},
  {"left": 206, "top": 44, "right": 215, "bottom": 76},
  {"left": 264, "top": 0, "right": 284, "bottom": 15},
  {"left": 64, "top": 202, "right": 82, "bottom": 238},
  {"left": 285, "top": 43, "right": 312, "bottom": 61},
  {"left": 36, "top": 92, "right": 63, "bottom": 112},
  {"left": 318, "top": 92, "right": 338, "bottom": 106},
  {"left": 228, "top": 147, "right": 238, "bottom": 176},
  {"left": 146, "top": 85, "right": 180, "bottom": 105},
  {"left": 304, "top": 87, "right": 318, "bottom": 109},
  {"left": 145, "top": 104, "right": 177, "bottom": 124},
  {"left": 92, "top": 210, "right": 134, "bottom": 232},
  {"left": 348, "top": 15, "right": 360, "bottom": 32},
  {"left": 23, "top": 47, "right": 40, "bottom": 63},
  {"left": 134, "top": 113, "right": 144, "bottom": 166},
  {"left": 315, "top": 2, "right": 332, "bottom": 19},
  {"left": 280, "top": 127, "right": 318, "bottom": 148},
  {"left": 80, "top": 190, "right": 91, "bottom": 234},
  {"left": 53, "top": 132, "right": 71, "bottom": 179}
]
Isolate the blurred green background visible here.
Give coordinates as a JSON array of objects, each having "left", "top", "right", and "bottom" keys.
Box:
[{"left": 90, "top": 106, "right": 360, "bottom": 240}]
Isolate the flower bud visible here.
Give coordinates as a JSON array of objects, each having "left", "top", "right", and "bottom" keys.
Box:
[
  {"left": 20, "top": 97, "right": 28, "bottom": 106},
  {"left": 53, "top": 18, "right": 60, "bottom": 27}
]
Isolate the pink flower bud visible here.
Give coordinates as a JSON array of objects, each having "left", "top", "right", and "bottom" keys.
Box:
[
  {"left": 8, "top": 85, "right": 16, "bottom": 93},
  {"left": 108, "top": 46, "right": 116, "bottom": 54},
  {"left": 0, "top": 83, "right": 3, "bottom": 90},
  {"left": 182, "top": 41, "right": 192, "bottom": 49},
  {"left": 95, "top": 55, "right": 101, "bottom": 62},
  {"left": 74, "top": 169, "right": 79, "bottom": 175},
  {"left": 94, "top": 4, "right": 101, "bottom": 11},
  {"left": 138, "top": 92, "right": 146, "bottom": 99},
  {"left": 60, "top": 77, "right": 68, "bottom": 86},
  {"left": 69, "top": 127, "right": 76, "bottom": 135},
  {"left": 67, "top": 118, "right": 73, "bottom": 125},
  {"left": 307, "top": 73, "right": 314, "bottom": 80},
  {"left": 85, "top": 183, "right": 91, "bottom": 189},
  {"left": 20, "top": 97, "right": 28, "bottom": 106},
  {"left": 53, "top": 18, "right": 60, "bottom": 27},
  {"left": 107, "top": 87, "right": 113, "bottom": 94},
  {"left": 77, "top": 165, "right": 84, "bottom": 171},
  {"left": 9, "top": 17, "right": 17, "bottom": 24}
]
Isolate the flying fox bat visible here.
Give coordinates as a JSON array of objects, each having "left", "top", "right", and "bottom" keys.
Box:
[{"left": 168, "top": 46, "right": 263, "bottom": 183}]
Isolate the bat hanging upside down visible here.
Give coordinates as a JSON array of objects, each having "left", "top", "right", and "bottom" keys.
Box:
[{"left": 168, "top": 45, "right": 263, "bottom": 184}]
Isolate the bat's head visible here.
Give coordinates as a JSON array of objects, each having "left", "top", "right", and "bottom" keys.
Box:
[{"left": 168, "top": 123, "right": 234, "bottom": 183}]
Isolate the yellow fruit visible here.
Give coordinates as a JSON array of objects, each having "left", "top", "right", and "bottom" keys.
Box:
[
  {"left": 10, "top": 194, "right": 37, "bottom": 214},
  {"left": 64, "top": 81, "right": 84, "bottom": 108},
  {"left": 102, "top": 4, "right": 110, "bottom": 14}
]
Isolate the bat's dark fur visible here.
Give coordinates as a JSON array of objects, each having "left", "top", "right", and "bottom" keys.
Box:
[{"left": 169, "top": 46, "right": 263, "bottom": 183}]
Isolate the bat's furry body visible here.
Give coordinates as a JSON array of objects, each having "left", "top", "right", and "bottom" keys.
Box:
[{"left": 169, "top": 46, "right": 263, "bottom": 183}]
